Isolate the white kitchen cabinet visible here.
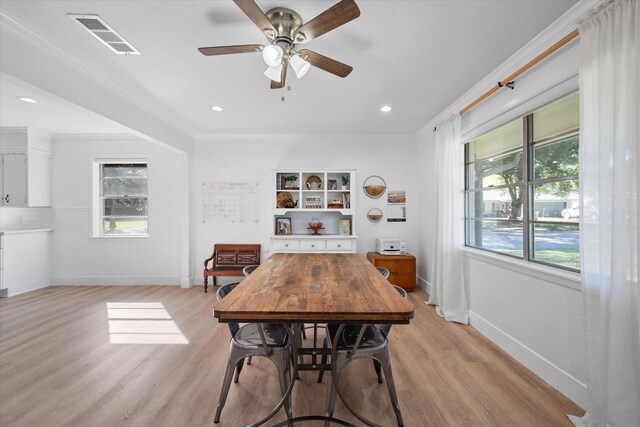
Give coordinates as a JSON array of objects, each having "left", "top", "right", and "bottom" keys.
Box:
[
  {"left": 0, "top": 229, "right": 51, "bottom": 297},
  {"left": 0, "top": 153, "right": 27, "bottom": 206},
  {"left": 0, "top": 127, "right": 52, "bottom": 207}
]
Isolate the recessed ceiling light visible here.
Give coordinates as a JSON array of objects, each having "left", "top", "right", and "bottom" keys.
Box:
[
  {"left": 380, "top": 105, "right": 392, "bottom": 112},
  {"left": 17, "top": 96, "right": 38, "bottom": 104},
  {"left": 211, "top": 106, "right": 224, "bottom": 112}
]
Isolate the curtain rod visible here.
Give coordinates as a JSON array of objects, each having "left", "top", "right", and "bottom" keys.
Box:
[{"left": 433, "top": 28, "right": 580, "bottom": 133}]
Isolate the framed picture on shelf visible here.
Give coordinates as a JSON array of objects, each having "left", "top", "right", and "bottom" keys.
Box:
[
  {"left": 338, "top": 219, "right": 351, "bottom": 235},
  {"left": 275, "top": 217, "right": 292, "bottom": 235},
  {"left": 328, "top": 179, "right": 337, "bottom": 190}
]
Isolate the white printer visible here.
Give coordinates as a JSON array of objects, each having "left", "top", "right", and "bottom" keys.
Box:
[{"left": 376, "top": 238, "right": 407, "bottom": 255}]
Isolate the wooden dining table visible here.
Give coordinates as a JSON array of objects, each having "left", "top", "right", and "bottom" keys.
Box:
[
  {"left": 213, "top": 252, "right": 415, "bottom": 325},
  {"left": 213, "top": 252, "right": 415, "bottom": 426}
]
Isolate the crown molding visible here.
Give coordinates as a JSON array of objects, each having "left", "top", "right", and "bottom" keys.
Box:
[
  {"left": 52, "top": 133, "right": 142, "bottom": 142},
  {"left": 0, "top": 11, "right": 197, "bottom": 139},
  {"left": 421, "top": 0, "right": 602, "bottom": 132},
  {"left": 193, "top": 132, "right": 417, "bottom": 142}
]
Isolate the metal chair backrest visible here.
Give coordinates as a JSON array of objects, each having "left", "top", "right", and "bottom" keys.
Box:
[
  {"left": 377, "top": 267, "right": 390, "bottom": 279},
  {"left": 378, "top": 285, "right": 408, "bottom": 336},
  {"left": 242, "top": 264, "right": 259, "bottom": 276},
  {"left": 216, "top": 282, "right": 241, "bottom": 336}
]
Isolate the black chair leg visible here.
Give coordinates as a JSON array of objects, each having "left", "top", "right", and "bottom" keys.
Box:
[
  {"left": 234, "top": 358, "right": 245, "bottom": 383},
  {"left": 373, "top": 360, "right": 384, "bottom": 384},
  {"left": 317, "top": 338, "right": 328, "bottom": 383}
]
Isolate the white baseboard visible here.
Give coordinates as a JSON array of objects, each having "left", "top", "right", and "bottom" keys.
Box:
[
  {"left": 416, "top": 275, "right": 432, "bottom": 294},
  {"left": 0, "top": 285, "right": 50, "bottom": 297},
  {"left": 51, "top": 276, "right": 183, "bottom": 286},
  {"left": 180, "top": 277, "right": 192, "bottom": 288},
  {"left": 469, "top": 310, "right": 587, "bottom": 408}
]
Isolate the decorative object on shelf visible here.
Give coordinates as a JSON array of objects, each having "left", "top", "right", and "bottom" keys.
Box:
[
  {"left": 276, "top": 217, "right": 292, "bottom": 235},
  {"left": 277, "top": 192, "right": 298, "bottom": 208},
  {"left": 284, "top": 175, "right": 299, "bottom": 189},
  {"left": 328, "top": 179, "right": 337, "bottom": 190},
  {"left": 307, "top": 218, "right": 324, "bottom": 235},
  {"left": 328, "top": 199, "right": 344, "bottom": 209},
  {"left": 305, "top": 175, "right": 322, "bottom": 190},
  {"left": 387, "top": 190, "right": 406, "bottom": 222},
  {"left": 341, "top": 175, "right": 350, "bottom": 190},
  {"left": 363, "top": 175, "right": 386, "bottom": 198},
  {"left": 304, "top": 194, "right": 322, "bottom": 209},
  {"left": 339, "top": 219, "right": 351, "bottom": 235},
  {"left": 367, "top": 208, "right": 383, "bottom": 223}
]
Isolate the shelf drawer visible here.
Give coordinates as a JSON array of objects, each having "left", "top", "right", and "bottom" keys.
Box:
[
  {"left": 273, "top": 240, "right": 300, "bottom": 252},
  {"left": 326, "top": 239, "right": 352, "bottom": 252},
  {"left": 300, "top": 239, "right": 326, "bottom": 252}
]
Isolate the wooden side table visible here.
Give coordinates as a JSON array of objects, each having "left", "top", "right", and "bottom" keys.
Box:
[{"left": 366, "top": 252, "right": 416, "bottom": 292}]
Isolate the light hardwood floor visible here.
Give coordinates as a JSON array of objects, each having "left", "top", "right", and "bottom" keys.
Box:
[{"left": 0, "top": 285, "right": 584, "bottom": 426}]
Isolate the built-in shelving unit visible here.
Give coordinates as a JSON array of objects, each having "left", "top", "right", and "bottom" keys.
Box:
[{"left": 272, "top": 169, "right": 357, "bottom": 253}]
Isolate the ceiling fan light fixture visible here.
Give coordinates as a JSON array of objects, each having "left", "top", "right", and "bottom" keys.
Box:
[
  {"left": 262, "top": 44, "right": 284, "bottom": 67},
  {"left": 290, "top": 54, "right": 311, "bottom": 79},
  {"left": 264, "top": 64, "right": 283, "bottom": 83}
]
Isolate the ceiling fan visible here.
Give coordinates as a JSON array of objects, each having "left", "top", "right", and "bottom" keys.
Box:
[{"left": 198, "top": 0, "right": 360, "bottom": 89}]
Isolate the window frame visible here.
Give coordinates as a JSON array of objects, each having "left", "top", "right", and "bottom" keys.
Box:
[
  {"left": 91, "top": 158, "right": 149, "bottom": 238},
  {"left": 464, "top": 93, "right": 580, "bottom": 272}
]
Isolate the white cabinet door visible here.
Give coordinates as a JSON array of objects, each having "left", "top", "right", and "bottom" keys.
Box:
[
  {"left": 3, "top": 231, "right": 50, "bottom": 296},
  {"left": 2, "top": 154, "right": 27, "bottom": 207},
  {"left": 27, "top": 152, "right": 51, "bottom": 206}
]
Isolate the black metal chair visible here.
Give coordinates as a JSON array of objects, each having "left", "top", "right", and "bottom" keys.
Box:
[
  {"left": 317, "top": 284, "right": 408, "bottom": 426},
  {"left": 377, "top": 267, "right": 390, "bottom": 279},
  {"left": 214, "top": 282, "right": 293, "bottom": 424},
  {"left": 242, "top": 264, "right": 259, "bottom": 276}
]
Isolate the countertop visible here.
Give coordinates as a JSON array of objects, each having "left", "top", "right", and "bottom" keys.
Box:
[{"left": 0, "top": 227, "right": 54, "bottom": 235}]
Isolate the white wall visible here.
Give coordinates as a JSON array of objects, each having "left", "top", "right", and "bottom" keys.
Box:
[
  {"left": 194, "top": 134, "right": 418, "bottom": 285},
  {"left": 51, "top": 135, "right": 188, "bottom": 285},
  {"left": 415, "top": 127, "right": 436, "bottom": 291},
  {"left": 416, "top": 37, "right": 587, "bottom": 407}
]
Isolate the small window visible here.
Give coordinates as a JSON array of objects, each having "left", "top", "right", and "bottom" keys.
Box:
[{"left": 93, "top": 160, "right": 148, "bottom": 237}]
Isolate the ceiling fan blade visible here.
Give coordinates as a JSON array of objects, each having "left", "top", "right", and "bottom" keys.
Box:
[
  {"left": 293, "top": 0, "right": 360, "bottom": 43},
  {"left": 298, "top": 49, "right": 353, "bottom": 78},
  {"left": 198, "top": 44, "right": 263, "bottom": 56},
  {"left": 233, "top": 0, "right": 277, "bottom": 38},
  {"left": 271, "top": 59, "right": 288, "bottom": 89}
]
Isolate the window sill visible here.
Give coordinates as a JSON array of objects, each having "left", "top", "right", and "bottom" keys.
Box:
[
  {"left": 462, "top": 247, "right": 582, "bottom": 291},
  {"left": 90, "top": 235, "right": 149, "bottom": 241}
]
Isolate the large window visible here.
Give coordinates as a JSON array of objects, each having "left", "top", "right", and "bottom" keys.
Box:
[
  {"left": 465, "top": 92, "right": 579, "bottom": 271},
  {"left": 93, "top": 161, "right": 148, "bottom": 237}
]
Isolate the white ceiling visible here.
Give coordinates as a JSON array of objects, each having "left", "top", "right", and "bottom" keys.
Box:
[
  {"left": 0, "top": 74, "right": 133, "bottom": 135},
  {"left": 0, "top": 0, "right": 578, "bottom": 137}
]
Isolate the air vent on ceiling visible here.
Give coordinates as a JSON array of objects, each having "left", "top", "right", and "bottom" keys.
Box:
[{"left": 67, "top": 14, "right": 140, "bottom": 55}]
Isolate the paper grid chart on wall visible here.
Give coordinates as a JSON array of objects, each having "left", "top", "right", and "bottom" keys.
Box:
[{"left": 201, "top": 182, "right": 259, "bottom": 223}]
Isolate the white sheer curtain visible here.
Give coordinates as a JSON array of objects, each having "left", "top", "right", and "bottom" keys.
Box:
[
  {"left": 428, "top": 114, "right": 469, "bottom": 324},
  {"left": 569, "top": 0, "right": 640, "bottom": 425}
]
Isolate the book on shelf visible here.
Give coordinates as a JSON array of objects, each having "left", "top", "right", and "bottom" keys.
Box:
[{"left": 338, "top": 220, "right": 351, "bottom": 235}]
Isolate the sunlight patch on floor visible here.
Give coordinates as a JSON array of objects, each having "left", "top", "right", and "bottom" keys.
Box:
[{"left": 107, "top": 302, "right": 188, "bottom": 344}]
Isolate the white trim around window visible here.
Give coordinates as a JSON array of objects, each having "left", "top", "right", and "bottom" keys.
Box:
[{"left": 91, "top": 158, "right": 149, "bottom": 238}]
